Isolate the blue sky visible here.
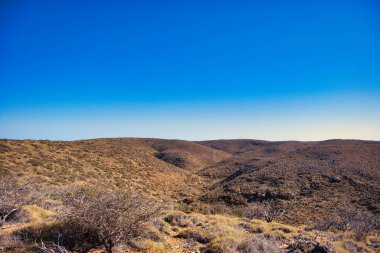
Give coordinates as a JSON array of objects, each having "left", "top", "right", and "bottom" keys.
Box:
[{"left": 1, "top": 0, "right": 380, "bottom": 140}]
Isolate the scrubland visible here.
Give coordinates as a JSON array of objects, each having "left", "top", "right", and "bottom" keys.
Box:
[{"left": 0, "top": 138, "right": 379, "bottom": 252}]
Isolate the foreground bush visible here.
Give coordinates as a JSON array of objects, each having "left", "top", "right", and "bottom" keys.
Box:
[
  {"left": 20, "top": 186, "right": 162, "bottom": 253},
  {"left": 62, "top": 188, "right": 162, "bottom": 252}
]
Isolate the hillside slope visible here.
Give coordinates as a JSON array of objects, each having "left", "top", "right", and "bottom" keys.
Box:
[
  {"left": 198, "top": 139, "right": 380, "bottom": 224},
  {"left": 0, "top": 138, "right": 227, "bottom": 204}
]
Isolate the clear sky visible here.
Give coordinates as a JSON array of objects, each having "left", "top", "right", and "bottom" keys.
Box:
[{"left": 1, "top": 0, "right": 380, "bottom": 141}]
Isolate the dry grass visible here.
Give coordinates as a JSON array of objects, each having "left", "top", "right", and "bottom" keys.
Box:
[
  {"left": 22, "top": 205, "right": 53, "bottom": 222},
  {"left": 0, "top": 139, "right": 215, "bottom": 205},
  {"left": 156, "top": 211, "right": 380, "bottom": 253},
  {"left": 1, "top": 208, "right": 379, "bottom": 252}
]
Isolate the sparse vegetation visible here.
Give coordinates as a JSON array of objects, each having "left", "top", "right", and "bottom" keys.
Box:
[{"left": 0, "top": 138, "right": 379, "bottom": 252}]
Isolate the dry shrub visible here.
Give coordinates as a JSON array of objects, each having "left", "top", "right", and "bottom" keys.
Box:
[
  {"left": 35, "top": 240, "right": 70, "bottom": 253},
  {"left": 20, "top": 186, "right": 163, "bottom": 253},
  {"left": 142, "top": 240, "right": 168, "bottom": 253},
  {"left": 314, "top": 207, "right": 380, "bottom": 241},
  {"left": 152, "top": 218, "right": 168, "bottom": 232},
  {"left": 243, "top": 200, "right": 285, "bottom": 222},
  {"left": 17, "top": 221, "right": 99, "bottom": 253},
  {"left": 203, "top": 236, "right": 282, "bottom": 253},
  {"left": 176, "top": 228, "right": 214, "bottom": 244},
  {"left": 236, "top": 236, "right": 283, "bottom": 253},
  {"left": 205, "top": 237, "right": 240, "bottom": 253},
  {"left": 59, "top": 187, "right": 163, "bottom": 253},
  {"left": 0, "top": 234, "right": 24, "bottom": 252},
  {"left": 164, "top": 212, "right": 192, "bottom": 227},
  {"left": 0, "top": 176, "right": 31, "bottom": 228},
  {"left": 287, "top": 236, "right": 331, "bottom": 253},
  {"left": 235, "top": 223, "right": 263, "bottom": 234}
]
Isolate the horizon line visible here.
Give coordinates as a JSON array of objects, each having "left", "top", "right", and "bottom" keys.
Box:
[{"left": 1, "top": 137, "right": 379, "bottom": 143}]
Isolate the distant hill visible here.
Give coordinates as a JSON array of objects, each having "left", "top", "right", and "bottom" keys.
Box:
[
  {"left": 1, "top": 138, "right": 379, "bottom": 225},
  {"left": 0, "top": 138, "right": 226, "bottom": 205},
  {"left": 197, "top": 139, "right": 380, "bottom": 224},
  {"left": 197, "top": 139, "right": 311, "bottom": 155}
]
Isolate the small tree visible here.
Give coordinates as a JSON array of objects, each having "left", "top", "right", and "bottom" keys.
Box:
[{"left": 59, "top": 187, "right": 162, "bottom": 253}]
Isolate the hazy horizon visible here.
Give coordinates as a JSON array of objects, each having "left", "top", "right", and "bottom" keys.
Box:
[{"left": 1, "top": 0, "right": 380, "bottom": 141}]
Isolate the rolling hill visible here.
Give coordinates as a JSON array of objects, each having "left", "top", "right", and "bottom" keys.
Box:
[
  {"left": 1, "top": 138, "right": 379, "bottom": 252},
  {"left": 198, "top": 139, "right": 380, "bottom": 224}
]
